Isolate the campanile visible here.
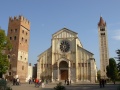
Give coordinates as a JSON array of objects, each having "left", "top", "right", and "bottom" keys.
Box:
[{"left": 98, "top": 16, "right": 109, "bottom": 79}]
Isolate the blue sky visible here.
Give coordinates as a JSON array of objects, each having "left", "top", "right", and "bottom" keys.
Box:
[{"left": 0, "top": 0, "right": 120, "bottom": 69}]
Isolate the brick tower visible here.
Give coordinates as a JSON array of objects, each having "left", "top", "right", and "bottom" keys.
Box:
[
  {"left": 98, "top": 16, "right": 109, "bottom": 79},
  {"left": 7, "top": 15, "right": 30, "bottom": 82}
]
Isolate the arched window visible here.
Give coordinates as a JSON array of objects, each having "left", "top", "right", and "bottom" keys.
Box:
[
  {"left": 11, "top": 29, "right": 12, "bottom": 33},
  {"left": 22, "top": 37, "right": 24, "bottom": 41},
  {"left": 10, "top": 37, "right": 12, "bottom": 40},
  {"left": 22, "top": 66, "right": 24, "bottom": 70},
  {"left": 20, "top": 56, "right": 22, "bottom": 60},
  {"left": 9, "top": 72, "right": 11, "bottom": 75},
  {"left": 8, "top": 55, "right": 10, "bottom": 59},
  {"left": 9, "top": 64, "right": 11, "bottom": 70},
  {"left": 25, "top": 39, "right": 27, "bottom": 43},
  {"left": 22, "top": 30, "right": 24, "bottom": 34},
  {"left": 15, "top": 29, "right": 17, "bottom": 32}
]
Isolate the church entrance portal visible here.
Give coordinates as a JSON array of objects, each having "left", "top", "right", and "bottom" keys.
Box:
[
  {"left": 61, "top": 70, "right": 68, "bottom": 80},
  {"left": 59, "top": 61, "right": 68, "bottom": 80}
]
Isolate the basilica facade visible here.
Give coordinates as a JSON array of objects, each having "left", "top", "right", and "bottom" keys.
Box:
[{"left": 37, "top": 28, "right": 97, "bottom": 83}]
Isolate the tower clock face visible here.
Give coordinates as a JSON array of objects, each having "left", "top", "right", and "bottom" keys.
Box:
[{"left": 60, "top": 40, "right": 70, "bottom": 52}]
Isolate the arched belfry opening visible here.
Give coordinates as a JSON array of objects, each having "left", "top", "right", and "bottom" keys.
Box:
[{"left": 59, "top": 61, "right": 68, "bottom": 80}]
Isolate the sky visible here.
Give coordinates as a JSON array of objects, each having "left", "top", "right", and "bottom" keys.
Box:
[{"left": 0, "top": 0, "right": 120, "bottom": 69}]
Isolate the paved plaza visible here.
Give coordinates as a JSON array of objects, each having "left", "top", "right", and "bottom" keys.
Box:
[{"left": 10, "top": 82, "right": 119, "bottom": 90}]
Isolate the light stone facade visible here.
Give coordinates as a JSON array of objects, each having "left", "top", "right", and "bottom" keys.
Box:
[
  {"left": 26, "top": 63, "right": 33, "bottom": 82},
  {"left": 37, "top": 28, "right": 97, "bottom": 83}
]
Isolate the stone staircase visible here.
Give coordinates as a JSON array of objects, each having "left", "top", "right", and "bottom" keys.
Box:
[{"left": 49, "top": 80, "right": 96, "bottom": 85}]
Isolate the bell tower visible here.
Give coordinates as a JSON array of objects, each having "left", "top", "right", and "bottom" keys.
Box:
[
  {"left": 98, "top": 16, "right": 109, "bottom": 79},
  {"left": 7, "top": 15, "right": 30, "bottom": 82}
]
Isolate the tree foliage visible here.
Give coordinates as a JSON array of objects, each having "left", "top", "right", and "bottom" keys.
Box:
[
  {"left": 116, "top": 49, "right": 120, "bottom": 72},
  {"left": 0, "top": 29, "right": 12, "bottom": 75},
  {"left": 54, "top": 82, "right": 66, "bottom": 90},
  {"left": 106, "top": 58, "right": 118, "bottom": 81},
  {"left": 97, "top": 70, "right": 100, "bottom": 80}
]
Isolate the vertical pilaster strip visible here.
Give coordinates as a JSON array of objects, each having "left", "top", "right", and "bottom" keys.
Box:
[
  {"left": 58, "top": 67, "right": 59, "bottom": 81},
  {"left": 69, "top": 61, "right": 71, "bottom": 81},
  {"left": 57, "top": 61, "right": 59, "bottom": 81},
  {"left": 52, "top": 39, "right": 54, "bottom": 82},
  {"left": 75, "top": 39, "right": 78, "bottom": 82}
]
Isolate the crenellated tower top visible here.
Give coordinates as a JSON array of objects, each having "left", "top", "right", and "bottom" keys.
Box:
[{"left": 9, "top": 15, "right": 30, "bottom": 30}]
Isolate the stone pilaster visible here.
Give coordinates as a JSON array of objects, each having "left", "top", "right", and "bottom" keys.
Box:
[
  {"left": 58, "top": 67, "right": 59, "bottom": 81},
  {"left": 68, "top": 61, "right": 71, "bottom": 80}
]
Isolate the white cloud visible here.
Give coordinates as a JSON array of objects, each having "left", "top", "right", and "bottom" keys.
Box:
[
  {"left": 112, "top": 36, "right": 120, "bottom": 40},
  {"left": 108, "top": 22, "right": 120, "bottom": 26},
  {"left": 112, "top": 29, "right": 120, "bottom": 40}
]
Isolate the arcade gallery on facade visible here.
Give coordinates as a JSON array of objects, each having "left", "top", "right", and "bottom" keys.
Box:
[{"left": 37, "top": 28, "right": 97, "bottom": 83}]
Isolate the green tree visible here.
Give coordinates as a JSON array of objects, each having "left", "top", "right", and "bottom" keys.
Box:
[
  {"left": 106, "top": 58, "right": 118, "bottom": 81},
  {"left": 54, "top": 82, "right": 66, "bottom": 90},
  {"left": 116, "top": 50, "right": 120, "bottom": 72},
  {"left": 0, "top": 29, "right": 12, "bottom": 77},
  {"left": 97, "top": 70, "right": 100, "bottom": 80}
]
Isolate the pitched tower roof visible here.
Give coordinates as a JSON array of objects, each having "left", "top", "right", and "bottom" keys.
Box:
[{"left": 98, "top": 16, "right": 106, "bottom": 26}]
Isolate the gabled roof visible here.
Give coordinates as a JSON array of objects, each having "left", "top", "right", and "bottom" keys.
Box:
[
  {"left": 52, "top": 27, "right": 78, "bottom": 38},
  {"left": 37, "top": 46, "right": 51, "bottom": 57},
  {"left": 77, "top": 45, "right": 94, "bottom": 55}
]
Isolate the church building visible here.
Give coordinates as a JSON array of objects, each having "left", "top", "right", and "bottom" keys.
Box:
[{"left": 37, "top": 28, "right": 97, "bottom": 83}]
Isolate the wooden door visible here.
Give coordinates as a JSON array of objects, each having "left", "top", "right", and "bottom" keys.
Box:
[{"left": 61, "top": 70, "right": 68, "bottom": 80}]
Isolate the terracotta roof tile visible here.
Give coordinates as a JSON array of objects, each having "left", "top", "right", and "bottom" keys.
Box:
[{"left": 98, "top": 16, "right": 106, "bottom": 26}]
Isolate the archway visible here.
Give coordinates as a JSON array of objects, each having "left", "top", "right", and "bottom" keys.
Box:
[{"left": 59, "top": 61, "right": 68, "bottom": 80}]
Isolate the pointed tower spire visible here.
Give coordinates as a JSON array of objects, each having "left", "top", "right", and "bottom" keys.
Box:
[{"left": 98, "top": 16, "right": 106, "bottom": 26}]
